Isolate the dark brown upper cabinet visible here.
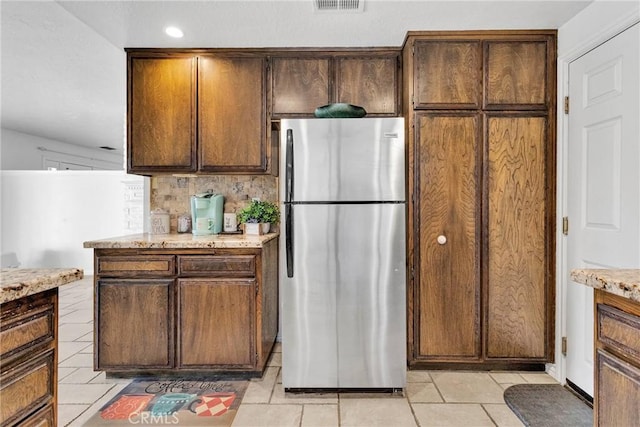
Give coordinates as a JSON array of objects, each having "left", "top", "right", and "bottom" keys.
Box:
[
  {"left": 127, "top": 51, "right": 268, "bottom": 175},
  {"left": 484, "top": 41, "right": 549, "bottom": 109},
  {"left": 411, "top": 38, "right": 551, "bottom": 111},
  {"left": 128, "top": 55, "right": 197, "bottom": 173},
  {"left": 413, "top": 40, "right": 481, "bottom": 109},
  {"left": 198, "top": 55, "right": 267, "bottom": 173},
  {"left": 271, "top": 51, "right": 400, "bottom": 117},
  {"left": 271, "top": 57, "right": 331, "bottom": 116}
]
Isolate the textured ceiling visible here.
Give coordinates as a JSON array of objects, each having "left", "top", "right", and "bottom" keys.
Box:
[{"left": 1, "top": 1, "right": 594, "bottom": 155}]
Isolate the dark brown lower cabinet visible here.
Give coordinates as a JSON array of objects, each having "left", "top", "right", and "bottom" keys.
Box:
[
  {"left": 97, "top": 280, "right": 174, "bottom": 369},
  {"left": 0, "top": 290, "right": 57, "bottom": 427},
  {"left": 177, "top": 278, "right": 255, "bottom": 368},
  {"left": 594, "top": 290, "right": 640, "bottom": 426},
  {"left": 93, "top": 240, "right": 278, "bottom": 375}
]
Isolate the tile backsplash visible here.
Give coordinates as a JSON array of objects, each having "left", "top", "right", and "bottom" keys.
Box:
[{"left": 151, "top": 175, "right": 278, "bottom": 233}]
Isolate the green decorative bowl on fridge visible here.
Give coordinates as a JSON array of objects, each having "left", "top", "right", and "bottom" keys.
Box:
[{"left": 314, "top": 103, "right": 367, "bottom": 118}]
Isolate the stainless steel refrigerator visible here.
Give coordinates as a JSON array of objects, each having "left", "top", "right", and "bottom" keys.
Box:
[{"left": 279, "top": 118, "right": 406, "bottom": 390}]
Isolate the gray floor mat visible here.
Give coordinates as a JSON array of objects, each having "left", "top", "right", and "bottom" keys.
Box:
[{"left": 503, "top": 384, "right": 592, "bottom": 427}]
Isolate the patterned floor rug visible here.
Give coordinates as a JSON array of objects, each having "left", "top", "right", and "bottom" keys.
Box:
[
  {"left": 503, "top": 384, "right": 592, "bottom": 427},
  {"left": 84, "top": 379, "right": 248, "bottom": 426}
]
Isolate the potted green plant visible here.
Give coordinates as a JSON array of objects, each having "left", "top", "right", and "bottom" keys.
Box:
[{"left": 237, "top": 200, "right": 280, "bottom": 235}]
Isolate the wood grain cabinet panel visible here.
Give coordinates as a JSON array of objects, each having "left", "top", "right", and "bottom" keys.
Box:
[
  {"left": 598, "top": 303, "right": 640, "bottom": 360},
  {"left": 0, "top": 290, "right": 58, "bottom": 427},
  {"left": 404, "top": 31, "right": 555, "bottom": 368},
  {"left": 271, "top": 57, "right": 331, "bottom": 116},
  {"left": 413, "top": 41, "right": 481, "bottom": 109},
  {"left": 336, "top": 57, "right": 399, "bottom": 115},
  {"left": 596, "top": 349, "right": 640, "bottom": 426},
  {"left": 97, "top": 255, "right": 175, "bottom": 277},
  {"left": 96, "top": 279, "right": 174, "bottom": 369},
  {"left": 271, "top": 53, "right": 400, "bottom": 117},
  {"left": 178, "top": 255, "right": 256, "bottom": 277},
  {"left": 18, "top": 403, "right": 55, "bottom": 427},
  {"left": 594, "top": 291, "right": 640, "bottom": 426},
  {"left": 199, "top": 56, "right": 267, "bottom": 172},
  {"left": 485, "top": 41, "right": 548, "bottom": 109},
  {"left": 177, "top": 279, "right": 255, "bottom": 368},
  {"left": 0, "top": 350, "right": 54, "bottom": 426},
  {"left": 128, "top": 56, "right": 196, "bottom": 173},
  {"left": 0, "top": 304, "right": 54, "bottom": 360},
  {"left": 415, "top": 113, "right": 480, "bottom": 359},
  {"left": 486, "top": 115, "right": 547, "bottom": 359}
]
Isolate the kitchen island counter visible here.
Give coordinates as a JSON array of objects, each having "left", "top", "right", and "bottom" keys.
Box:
[
  {"left": 1, "top": 267, "right": 83, "bottom": 426},
  {"left": 571, "top": 269, "right": 640, "bottom": 302},
  {"left": 0, "top": 267, "right": 83, "bottom": 304},
  {"left": 83, "top": 232, "right": 278, "bottom": 249}
]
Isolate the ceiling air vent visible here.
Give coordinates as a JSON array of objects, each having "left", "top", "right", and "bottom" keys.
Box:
[{"left": 313, "top": 0, "right": 364, "bottom": 13}]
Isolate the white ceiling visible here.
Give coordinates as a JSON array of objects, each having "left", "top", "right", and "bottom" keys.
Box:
[{"left": 2, "top": 0, "right": 594, "bottom": 155}]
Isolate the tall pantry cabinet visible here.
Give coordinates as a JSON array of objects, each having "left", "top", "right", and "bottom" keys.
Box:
[{"left": 403, "top": 31, "right": 557, "bottom": 368}]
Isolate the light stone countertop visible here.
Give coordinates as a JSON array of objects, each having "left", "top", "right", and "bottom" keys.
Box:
[
  {"left": 83, "top": 232, "right": 279, "bottom": 249},
  {"left": 0, "top": 268, "right": 84, "bottom": 304},
  {"left": 571, "top": 269, "right": 640, "bottom": 303}
]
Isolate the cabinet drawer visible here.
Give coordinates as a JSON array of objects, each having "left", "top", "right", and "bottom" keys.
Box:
[
  {"left": 97, "top": 255, "right": 175, "bottom": 277},
  {"left": 0, "top": 306, "right": 54, "bottom": 361},
  {"left": 597, "top": 303, "right": 640, "bottom": 360},
  {"left": 0, "top": 350, "right": 54, "bottom": 426},
  {"left": 18, "top": 403, "right": 54, "bottom": 427},
  {"left": 178, "top": 255, "right": 256, "bottom": 277},
  {"left": 0, "top": 291, "right": 56, "bottom": 364}
]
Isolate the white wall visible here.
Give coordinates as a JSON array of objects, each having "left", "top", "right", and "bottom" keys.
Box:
[
  {"left": 550, "top": 0, "right": 640, "bottom": 382},
  {"left": 1, "top": 128, "right": 124, "bottom": 171},
  {"left": 558, "top": 0, "right": 640, "bottom": 57},
  {"left": 0, "top": 171, "right": 147, "bottom": 274}
]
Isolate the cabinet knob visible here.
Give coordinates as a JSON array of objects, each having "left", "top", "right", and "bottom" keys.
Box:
[{"left": 437, "top": 235, "right": 447, "bottom": 245}]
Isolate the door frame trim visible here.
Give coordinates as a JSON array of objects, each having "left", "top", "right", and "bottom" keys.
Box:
[{"left": 554, "top": 12, "right": 640, "bottom": 384}]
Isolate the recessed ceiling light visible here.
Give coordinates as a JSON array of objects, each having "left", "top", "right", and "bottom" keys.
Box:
[{"left": 165, "top": 26, "right": 184, "bottom": 38}]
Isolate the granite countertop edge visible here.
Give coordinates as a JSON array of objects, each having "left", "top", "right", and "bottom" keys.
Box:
[
  {"left": 83, "top": 232, "right": 279, "bottom": 249},
  {"left": 570, "top": 269, "right": 640, "bottom": 303},
  {"left": 0, "top": 268, "right": 84, "bottom": 304}
]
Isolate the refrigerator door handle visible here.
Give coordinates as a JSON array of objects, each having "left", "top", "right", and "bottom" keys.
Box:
[
  {"left": 285, "top": 204, "right": 294, "bottom": 277},
  {"left": 285, "top": 129, "right": 294, "bottom": 204}
]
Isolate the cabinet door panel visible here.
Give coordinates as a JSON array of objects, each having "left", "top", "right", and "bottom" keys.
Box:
[
  {"left": 485, "top": 41, "right": 548, "bottom": 109},
  {"left": 486, "top": 115, "right": 547, "bottom": 359},
  {"left": 271, "top": 57, "right": 330, "bottom": 116},
  {"left": 0, "top": 350, "right": 54, "bottom": 426},
  {"left": 413, "top": 41, "right": 481, "bottom": 109},
  {"left": 336, "top": 57, "right": 398, "bottom": 115},
  {"left": 129, "top": 57, "right": 196, "bottom": 172},
  {"left": 199, "top": 56, "right": 266, "bottom": 172},
  {"left": 97, "top": 279, "right": 173, "bottom": 369},
  {"left": 596, "top": 349, "right": 640, "bottom": 426},
  {"left": 178, "top": 279, "right": 254, "bottom": 368},
  {"left": 416, "top": 113, "right": 480, "bottom": 359}
]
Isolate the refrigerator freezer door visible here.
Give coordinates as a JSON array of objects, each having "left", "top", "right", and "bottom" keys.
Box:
[
  {"left": 281, "top": 203, "right": 406, "bottom": 389},
  {"left": 280, "top": 118, "right": 405, "bottom": 202}
]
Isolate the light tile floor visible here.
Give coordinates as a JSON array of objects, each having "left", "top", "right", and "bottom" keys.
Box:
[{"left": 58, "top": 277, "right": 558, "bottom": 426}]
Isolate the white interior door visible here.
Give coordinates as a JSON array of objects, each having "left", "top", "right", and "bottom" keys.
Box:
[{"left": 566, "top": 23, "right": 640, "bottom": 397}]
